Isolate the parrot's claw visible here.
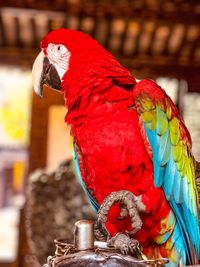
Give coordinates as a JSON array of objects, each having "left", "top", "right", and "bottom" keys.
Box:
[
  {"left": 117, "top": 204, "right": 129, "bottom": 220},
  {"left": 94, "top": 220, "right": 111, "bottom": 241},
  {"left": 96, "top": 190, "right": 146, "bottom": 240},
  {"left": 129, "top": 238, "right": 139, "bottom": 254},
  {"left": 107, "top": 233, "right": 142, "bottom": 257}
]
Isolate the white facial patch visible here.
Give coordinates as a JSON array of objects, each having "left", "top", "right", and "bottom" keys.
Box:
[{"left": 46, "top": 43, "right": 71, "bottom": 80}]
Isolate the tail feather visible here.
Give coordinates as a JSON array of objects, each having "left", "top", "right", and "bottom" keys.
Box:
[{"left": 170, "top": 200, "right": 199, "bottom": 265}]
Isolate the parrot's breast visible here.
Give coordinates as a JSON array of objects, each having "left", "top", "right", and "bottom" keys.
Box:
[{"left": 73, "top": 103, "right": 152, "bottom": 197}]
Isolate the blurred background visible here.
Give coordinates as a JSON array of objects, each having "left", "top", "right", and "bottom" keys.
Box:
[{"left": 0, "top": 0, "right": 200, "bottom": 267}]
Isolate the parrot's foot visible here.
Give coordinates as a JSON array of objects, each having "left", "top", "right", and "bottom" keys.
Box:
[
  {"left": 108, "top": 233, "right": 145, "bottom": 259},
  {"left": 96, "top": 190, "right": 146, "bottom": 240},
  {"left": 94, "top": 221, "right": 110, "bottom": 241}
]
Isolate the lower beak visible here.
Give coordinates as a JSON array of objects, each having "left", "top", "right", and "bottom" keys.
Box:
[{"left": 32, "top": 51, "right": 61, "bottom": 97}]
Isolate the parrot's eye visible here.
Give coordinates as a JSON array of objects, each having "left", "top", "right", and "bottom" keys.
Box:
[
  {"left": 55, "top": 44, "right": 67, "bottom": 55},
  {"left": 46, "top": 43, "right": 71, "bottom": 79},
  {"left": 47, "top": 43, "right": 68, "bottom": 57}
]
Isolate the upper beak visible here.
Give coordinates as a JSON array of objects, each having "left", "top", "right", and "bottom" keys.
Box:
[{"left": 32, "top": 51, "right": 61, "bottom": 97}]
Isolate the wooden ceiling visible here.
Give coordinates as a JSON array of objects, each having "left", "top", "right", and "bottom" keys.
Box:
[{"left": 0, "top": 0, "right": 200, "bottom": 91}]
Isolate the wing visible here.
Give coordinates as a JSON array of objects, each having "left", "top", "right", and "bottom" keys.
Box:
[
  {"left": 74, "top": 142, "right": 100, "bottom": 212},
  {"left": 133, "top": 79, "right": 200, "bottom": 261}
]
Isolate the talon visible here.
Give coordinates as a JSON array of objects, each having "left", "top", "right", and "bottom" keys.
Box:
[
  {"left": 117, "top": 206, "right": 128, "bottom": 220},
  {"left": 94, "top": 221, "right": 110, "bottom": 241},
  {"left": 121, "top": 244, "right": 129, "bottom": 255},
  {"left": 133, "top": 220, "right": 143, "bottom": 229},
  {"left": 129, "top": 239, "right": 139, "bottom": 254}
]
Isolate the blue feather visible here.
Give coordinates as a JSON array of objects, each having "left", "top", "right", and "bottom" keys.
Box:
[
  {"left": 182, "top": 176, "right": 189, "bottom": 211},
  {"left": 172, "top": 220, "right": 187, "bottom": 265},
  {"left": 173, "top": 171, "right": 182, "bottom": 204},
  {"left": 74, "top": 146, "right": 99, "bottom": 212},
  {"left": 158, "top": 130, "right": 171, "bottom": 166},
  {"left": 145, "top": 127, "right": 163, "bottom": 187},
  {"left": 170, "top": 200, "right": 191, "bottom": 265},
  {"left": 163, "top": 154, "right": 176, "bottom": 199}
]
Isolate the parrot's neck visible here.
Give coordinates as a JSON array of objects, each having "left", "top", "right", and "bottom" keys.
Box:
[{"left": 61, "top": 50, "right": 136, "bottom": 126}]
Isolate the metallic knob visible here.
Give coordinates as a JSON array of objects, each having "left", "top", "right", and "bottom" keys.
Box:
[{"left": 74, "top": 220, "right": 94, "bottom": 251}]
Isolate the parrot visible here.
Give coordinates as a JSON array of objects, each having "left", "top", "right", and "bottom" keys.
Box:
[{"left": 32, "top": 28, "right": 200, "bottom": 266}]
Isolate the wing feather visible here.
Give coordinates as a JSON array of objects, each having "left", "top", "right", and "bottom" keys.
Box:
[{"left": 133, "top": 79, "right": 200, "bottom": 263}]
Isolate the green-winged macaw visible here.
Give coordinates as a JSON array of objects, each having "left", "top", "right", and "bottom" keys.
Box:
[{"left": 32, "top": 28, "right": 200, "bottom": 266}]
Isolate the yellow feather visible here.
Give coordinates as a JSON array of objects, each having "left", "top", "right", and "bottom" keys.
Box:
[
  {"left": 140, "top": 97, "right": 155, "bottom": 111},
  {"left": 141, "top": 110, "right": 155, "bottom": 123},
  {"left": 166, "top": 101, "right": 172, "bottom": 120}
]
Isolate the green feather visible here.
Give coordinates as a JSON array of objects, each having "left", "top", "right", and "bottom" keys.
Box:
[
  {"left": 156, "top": 107, "right": 168, "bottom": 136},
  {"left": 141, "top": 110, "right": 154, "bottom": 123},
  {"left": 166, "top": 100, "right": 172, "bottom": 119},
  {"left": 169, "top": 117, "right": 180, "bottom": 145},
  {"left": 140, "top": 96, "right": 155, "bottom": 111},
  {"left": 173, "top": 143, "right": 183, "bottom": 162}
]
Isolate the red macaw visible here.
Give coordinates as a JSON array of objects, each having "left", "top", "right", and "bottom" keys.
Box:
[{"left": 32, "top": 28, "right": 200, "bottom": 266}]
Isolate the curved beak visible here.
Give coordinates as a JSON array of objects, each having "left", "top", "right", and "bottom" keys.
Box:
[{"left": 32, "top": 51, "right": 61, "bottom": 97}]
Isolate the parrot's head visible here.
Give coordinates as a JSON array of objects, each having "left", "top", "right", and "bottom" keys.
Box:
[
  {"left": 32, "top": 29, "right": 99, "bottom": 96},
  {"left": 32, "top": 28, "right": 135, "bottom": 109}
]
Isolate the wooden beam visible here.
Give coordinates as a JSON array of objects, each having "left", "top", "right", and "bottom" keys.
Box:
[
  {"left": 0, "top": 11, "right": 6, "bottom": 46},
  {"left": 0, "top": 47, "right": 200, "bottom": 93},
  {"left": 1, "top": 1, "right": 200, "bottom": 24},
  {"left": 0, "top": 47, "right": 38, "bottom": 67}
]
